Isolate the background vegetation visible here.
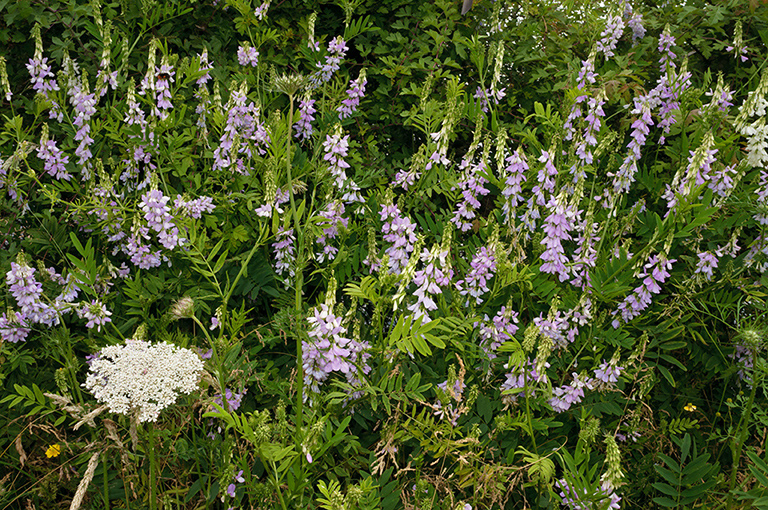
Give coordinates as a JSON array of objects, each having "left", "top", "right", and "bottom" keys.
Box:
[{"left": 1, "top": 0, "right": 767, "bottom": 509}]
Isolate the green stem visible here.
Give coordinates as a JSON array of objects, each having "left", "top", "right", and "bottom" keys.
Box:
[
  {"left": 103, "top": 452, "right": 109, "bottom": 510},
  {"left": 271, "top": 460, "right": 290, "bottom": 510},
  {"left": 726, "top": 378, "right": 759, "bottom": 509},
  {"left": 285, "top": 93, "right": 305, "bottom": 468},
  {"left": 148, "top": 422, "right": 157, "bottom": 510}
]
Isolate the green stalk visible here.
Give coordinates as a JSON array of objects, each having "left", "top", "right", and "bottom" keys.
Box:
[
  {"left": 726, "top": 378, "right": 759, "bottom": 509},
  {"left": 285, "top": 93, "right": 306, "bottom": 505},
  {"left": 148, "top": 422, "right": 157, "bottom": 510},
  {"left": 285, "top": 94, "right": 304, "bottom": 435},
  {"left": 271, "top": 460, "right": 290, "bottom": 510},
  {"left": 103, "top": 452, "right": 109, "bottom": 510}
]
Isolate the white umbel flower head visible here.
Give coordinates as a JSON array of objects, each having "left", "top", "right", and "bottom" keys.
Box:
[{"left": 84, "top": 339, "right": 203, "bottom": 422}]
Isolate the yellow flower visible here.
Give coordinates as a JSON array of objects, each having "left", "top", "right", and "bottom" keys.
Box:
[
  {"left": 684, "top": 403, "right": 697, "bottom": 412},
  {"left": 45, "top": 444, "right": 61, "bottom": 458}
]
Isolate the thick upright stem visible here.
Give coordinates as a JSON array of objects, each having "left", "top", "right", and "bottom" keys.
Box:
[
  {"left": 726, "top": 377, "right": 759, "bottom": 509},
  {"left": 148, "top": 423, "right": 157, "bottom": 510},
  {"left": 285, "top": 95, "right": 305, "bottom": 505}
]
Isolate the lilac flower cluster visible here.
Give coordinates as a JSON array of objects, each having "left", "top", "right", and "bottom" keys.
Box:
[
  {"left": 323, "top": 129, "right": 351, "bottom": 188},
  {"left": 0, "top": 311, "right": 30, "bottom": 344},
  {"left": 255, "top": 188, "right": 289, "bottom": 218},
  {"left": 730, "top": 340, "right": 762, "bottom": 387},
  {"left": 533, "top": 150, "right": 558, "bottom": 206},
  {"left": 704, "top": 77, "right": 734, "bottom": 114},
  {"left": 225, "top": 470, "right": 246, "bottom": 504},
  {"left": 174, "top": 195, "right": 216, "bottom": 219},
  {"left": 139, "top": 189, "right": 183, "bottom": 250},
  {"left": 407, "top": 245, "right": 453, "bottom": 321},
  {"left": 316, "top": 201, "right": 348, "bottom": 263},
  {"left": 309, "top": 36, "right": 348, "bottom": 88},
  {"left": 612, "top": 254, "right": 676, "bottom": 328},
  {"left": 500, "top": 359, "right": 549, "bottom": 404},
  {"left": 663, "top": 134, "right": 718, "bottom": 215},
  {"left": 1, "top": 259, "right": 107, "bottom": 343},
  {"left": 26, "top": 26, "right": 61, "bottom": 120},
  {"left": 37, "top": 137, "right": 71, "bottom": 181},
  {"left": 455, "top": 246, "right": 496, "bottom": 305},
  {"left": 212, "top": 89, "right": 270, "bottom": 172},
  {"left": 123, "top": 225, "right": 163, "bottom": 269},
  {"left": 575, "top": 94, "right": 606, "bottom": 171},
  {"left": 27, "top": 56, "right": 60, "bottom": 102},
  {"left": 594, "top": 359, "right": 624, "bottom": 386},
  {"left": 393, "top": 167, "right": 420, "bottom": 191},
  {"left": 272, "top": 227, "right": 296, "bottom": 282},
  {"left": 77, "top": 300, "right": 113, "bottom": 332},
  {"left": 380, "top": 204, "right": 418, "bottom": 274},
  {"left": 337, "top": 72, "right": 367, "bottom": 120},
  {"left": 153, "top": 63, "right": 174, "bottom": 119},
  {"left": 595, "top": 14, "right": 625, "bottom": 59},
  {"left": 656, "top": 28, "right": 691, "bottom": 144},
  {"left": 433, "top": 378, "right": 466, "bottom": 426},
  {"left": 539, "top": 196, "right": 579, "bottom": 282},
  {"left": 549, "top": 373, "right": 593, "bottom": 413},
  {"left": 214, "top": 388, "right": 246, "bottom": 412},
  {"left": 477, "top": 306, "right": 519, "bottom": 360},
  {"left": 570, "top": 219, "right": 600, "bottom": 288},
  {"left": 294, "top": 97, "right": 317, "bottom": 141},
  {"left": 501, "top": 148, "right": 529, "bottom": 223},
  {"left": 474, "top": 86, "right": 506, "bottom": 113},
  {"left": 726, "top": 21, "right": 749, "bottom": 62},
  {"left": 624, "top": 4, "right": 646, "bottom": 43},
  {"left": 237, "top": 44, "right": 259, "bottom": 67},
  {"left": 303, "top": 304, "right": 371, "bottom": 395},
  {"left": 254, "top": 0, "right": 270, "bottom": 19},
  {"left": 658, "top": 25, "right": 676, "bottom": 70},
  {"left": 69, "top": 75, "right": 97, "bottom": 167},
  {"left": 6, "top": 261, "right": 55, "bottom": 326},
  {"left": 196, "top": 49, "right": 214, "bottom": 85},
  {"left": 563, "top": 53, "right": 597, "bottom": 140},
  {"left": 694, "top": 251, "right": 718, "bottom": 281},
  {"left": 451, "top": 161, "right": 490, "bottom": 232},
  {"left": 611, "top": 93, "right": 655, "bottom": 194},
  {"left": 533, "top": 310, "right": 571, "bottom": 349},
  {"left": 708, "top": 163, "right": 738, "bottom": 198}
]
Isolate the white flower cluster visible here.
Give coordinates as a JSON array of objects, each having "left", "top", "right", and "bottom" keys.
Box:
[
  {"left": 735, "top": 67, "right": 768, "bottom": 169},
  {"left": 84, "top": 339, "right": 203, "bottom": 422}
]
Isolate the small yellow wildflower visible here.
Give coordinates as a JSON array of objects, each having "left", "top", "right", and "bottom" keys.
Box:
[
  {"left": 45, "top": 444, "right": 61, "bottom": 458},
  {"left": 684, "top": 403, "right": 697, "bottom": 412}
]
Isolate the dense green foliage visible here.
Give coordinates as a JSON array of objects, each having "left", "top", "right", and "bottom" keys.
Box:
[{"left": 1, "top": 0, "right": 768, "bottom": 509}]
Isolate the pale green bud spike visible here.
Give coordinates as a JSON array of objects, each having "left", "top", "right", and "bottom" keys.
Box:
[
  {"left": 495, "top": 128, "right": 507, "bottom": 172},
  {"left": 134, "top": 323, "right": 148, "bottom": 341},
  {"left": 0, "top": 56, "right": 11, "bottom": 102},
  {"left": 419, "top": 73, "right": 433, "bottom": 111},
  {"left": 578, "top": 415, "right": 600, "bottom": 444},
  {"left": 32, "top": 24, "right": 43, "bottom": 62},
  {"left": 603, "top": 433, "right": 624, "bottom": 487},
  {"left": 481, "top": 133, "right": 492, "bottom": 167},
  {"left": 325, "top": 274, "right": 337, "bottom": 308},
  {"left": 145, "top": 39, "right": 158, "bottom": 88},
  {"left": 491, "top": 42, "right": 505, "bottom": 98},
  {"left": 212, "top": 79, "right": 222, "bottom": 113},
  {"left": 55, "top": 368, "right": 72, "bottom": 399},
  {"left": 308, "top": 12, "right": 317, "bottom": 41},
  {"left": 535, "top": 334, "right": 552, "bottom": 380},
  {"left": 40, "top": 124, "right": 50, "bottom": 147}
]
